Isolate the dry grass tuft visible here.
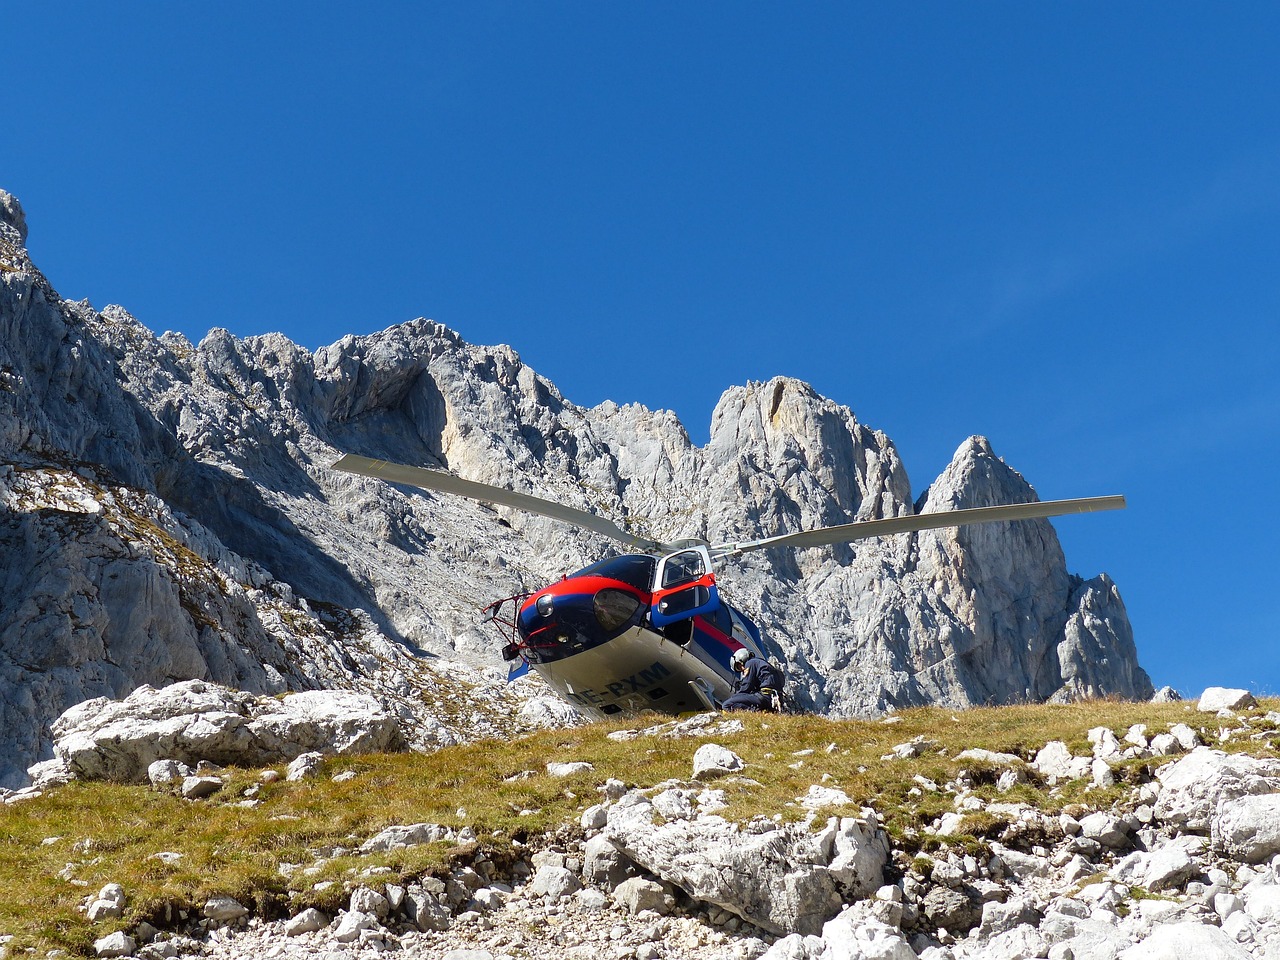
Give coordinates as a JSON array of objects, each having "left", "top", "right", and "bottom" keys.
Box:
[{"left": 1, "top": 697, "right": 1274, "bottom": 954}]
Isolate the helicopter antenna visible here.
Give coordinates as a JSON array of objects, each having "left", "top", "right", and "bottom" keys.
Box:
[
  {"left": 708, "top": 495, "right": 1126, "bottom": 560},
  {"left": 331, "top": 454, "right": 676, "bottom": 553}
]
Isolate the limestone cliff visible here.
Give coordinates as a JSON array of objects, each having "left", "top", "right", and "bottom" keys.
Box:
[{"left": 0, "top": 190, "right": 1151, "bottom": 786}]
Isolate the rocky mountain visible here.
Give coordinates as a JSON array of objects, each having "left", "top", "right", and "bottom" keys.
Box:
[{"left": 0, "top": 189, "right": 1151, "bottom": 787}]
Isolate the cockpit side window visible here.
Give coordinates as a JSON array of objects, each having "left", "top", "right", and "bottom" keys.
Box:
[{"left": 660, "top": 550, "right": 705, "bottom": 588}]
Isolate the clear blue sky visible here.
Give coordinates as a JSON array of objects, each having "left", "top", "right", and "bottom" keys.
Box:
[{"left": 5, "top": 4, "right": 1278, "bottom": 698}]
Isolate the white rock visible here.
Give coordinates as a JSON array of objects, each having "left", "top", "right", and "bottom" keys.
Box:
[
  {"left": 817, "top": 908, "right": 916, "bottom": 960},
  {"left": 1221, "top": 910, "right": 1254, "bottom": 942},
  {"left": 760, "top": 934, "right": 825, "bottom": 960},
  {"left": 361, "top": 822, "right": 454, "bottom": 852},
  {"left": 1244, "top": 882, "right": 1280, "bottom": 922},
  {"left": 581, "top": 802, "right": 609, "bottom": 830},
  {"left": 284, "top": 907, "right": 328, "bottom": 935},
  {"left": 954, "top": 748, "right": 1024, "bottom": 767},
  {"left": 1154, "top": 748, "right": 1280, "bottom": 831},
  {"left": 575, "top": 887, "right": 608, "bottom": 912},
  {"left": 652, "top": 787, "right": 697, "bottom": 821},
  {"left": 332, "top": 910, "right": 377, "bottom": 943},
  {"left": 1142, "top": 840, "right": 1201, "bottom": 891},
  {"left": 692, "top": 743, "right": 745, "bottom": 780},
  {"left": 147, "top": 760, "right": 192, "bottom": 786},
  {"left": 1079, "top": 812, "right": 1128, "bottom": 848},
  {"left": 181, "top": 775, "right": 223, "bottom": 799},
  {"left": 1198, "top": 688, "right": 1257, "bottom": 713},
  {"left": 286, "top": 752, "right": 325, "bottom": 781},
  {"left": 982, "top": 925, "right": 1049, "bottom": 960},
  {"left": 613, "top": 876, "right": 674, "bottom": 915},
  {"left": 202, "top": 895, "right": 249, "bottom": 922},
  {"left": 1213, "top": 794, "right": 1280, "bottom": 863},
  {"left": 528, "top": 864, "right": 580, "bottom": 899},
  {"left": 349, "top": 885, "right": 390, "bottom": 918},
  {"left": 1089, "top": 726, "right": 1122, "bottom": 759},
  {"left": 546, "top": 761, "right": 593, "bottom": 777},
  {"left": 1169, "top": 723, "right": 1201, "bottom": 751},
  {"left": 1215, "top": 892, "right": 1244, "bottom": 921},
  {"left": 1091, "top": 758, "right": 1115, "bottom": 788},
  {"left": 1118, "top": 919, "right": 1252, "bottom": 958},
  {"left": 1034, "top": 742, "right": 1091, "bottom": 783},
  {"left": 93, "top": 931, "right": 136, "bottom": 958},
  {"left": 607, "top": 791, "right": 887, "bottom": 936},
  {"left": 799, "top": 785, "right": 853, "bottom": 811}
]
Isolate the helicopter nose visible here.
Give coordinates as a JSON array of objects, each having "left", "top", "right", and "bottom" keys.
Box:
[{"left": 520, "top": 586, "right": 645, "bottom": 643}]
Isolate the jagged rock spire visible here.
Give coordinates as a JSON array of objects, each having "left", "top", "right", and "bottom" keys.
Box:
[{"left": 0, "top": 191, "right": 1151, "bottom": 786}]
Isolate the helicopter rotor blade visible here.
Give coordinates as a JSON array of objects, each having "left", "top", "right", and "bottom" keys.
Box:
[
  {"left": 331, "top": 454, "right": 670, "bottom": 553},
  {"left": 710, "top": 495, "right": 1126, "bottom": 559}
]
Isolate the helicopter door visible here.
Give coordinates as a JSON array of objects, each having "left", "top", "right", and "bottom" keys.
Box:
[{"left": 650, "top": 545, "right": 720, "bottom": 628}]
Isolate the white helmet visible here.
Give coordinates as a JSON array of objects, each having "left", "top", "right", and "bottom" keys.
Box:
[{"left": 731, "top": 648, "right": 751, "bottom": 670}]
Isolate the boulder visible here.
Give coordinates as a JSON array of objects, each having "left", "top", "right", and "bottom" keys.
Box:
[
  {"left": 921, "top": 884, "right": 984, "bottom": 934},
  {"left": 692, "top": 743, "right": 745, "bottom": 781},
  {"left": 349, "top": 886, "right": 390, "bottom": 919},
  {"left": 93, "top": 932, "right": 136, "bottom": 958},
  {"left": 286, "top": 752, "right": 325, "bottom": 781},
  {"left": 1110, "top": 837, "right": 1203, "bottom": 891},
  {"left": 181, "top": 775, "right": 223, "bottom": 800},
  {"left": 361, "top": 822, "right": 455, "bottom": 852},
  {"left": 1034, "top": 741, "right": 1091, "bottom": 783},
  {"left": 606, "top": 790, "right": 889, "bottom": 935},
  {"left": 613, "top": 877, "right": 675, "bottom": 915},
  {"left": 285, "top": 908, "right": 329, "bottom": 936},
  {"left": 332, "top": 910, "right": 378, "bottom": 943},
  {"left": 1197, "top": 688, "right": 1257, "bottom": 713},
  {"left": 583, "top": 834, "right": 636, "bottom": 889},
  {"left": 50, "top": 680, "right": 404, "bottom": 783},
  {"left": 814, "top": 906, "right": 916, "bottom": 959},
  {"left": 202, "top": 896, "right": 249, "bottom": 922},
  {"left": 1212, "top": 794, "right": 1280, "bottom": 864},
  {"left": 546, "top": 761, "right": 593, "bottom": 777},
  {"left": 1079, "top": 812, "right": 1129, "bottom": 849},
  {"left": 528, "top": 864, "right": 580, "bottom": 899},
  {"left": 1118, "top": 919, "right": 1252, "bottom": 959},
  {"left": 1154, "top": 749, "right": 1280, "bottom": 832}
]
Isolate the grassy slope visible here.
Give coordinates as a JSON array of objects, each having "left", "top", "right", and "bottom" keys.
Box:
[{"left": 3, "top": 699, "right": 1277, "bottom": 955}]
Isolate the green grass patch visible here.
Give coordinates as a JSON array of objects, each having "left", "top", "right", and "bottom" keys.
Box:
[{"left": 1, "top": 697, "right": 1273, "bottom": 955}]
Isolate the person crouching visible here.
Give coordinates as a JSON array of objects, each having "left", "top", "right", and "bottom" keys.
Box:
[{"left": 722, "top": 648, "right": 782, "bottom": 711}]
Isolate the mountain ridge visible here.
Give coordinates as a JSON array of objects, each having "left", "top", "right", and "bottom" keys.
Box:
[{"left": 0, "top": 189, "right": 1151, "bottom": 788}]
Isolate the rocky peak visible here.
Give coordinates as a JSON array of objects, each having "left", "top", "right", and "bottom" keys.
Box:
[
  {"left": 0, "top": 189, "right": 26, "bottom": 244},
  {"left": 0, "top": 191, "right": 1152, "bottom": 787}
]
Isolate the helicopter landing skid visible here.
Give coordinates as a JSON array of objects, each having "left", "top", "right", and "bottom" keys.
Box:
[{"left": 687, "top": 677, "right": 720, "bottom": 712}]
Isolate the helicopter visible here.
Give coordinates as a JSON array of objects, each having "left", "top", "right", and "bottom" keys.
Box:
[{"left": 332, "top": 453, "right": 1125, "bottom": 718}]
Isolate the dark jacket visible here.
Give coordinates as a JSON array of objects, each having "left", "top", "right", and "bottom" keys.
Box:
[{"left": 732, "top": 656, "right": 782, "bottom": 696}]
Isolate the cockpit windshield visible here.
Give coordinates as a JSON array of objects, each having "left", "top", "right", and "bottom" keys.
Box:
[{"left": 568, "top": 555, "right": 657, "bottom": 592}]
